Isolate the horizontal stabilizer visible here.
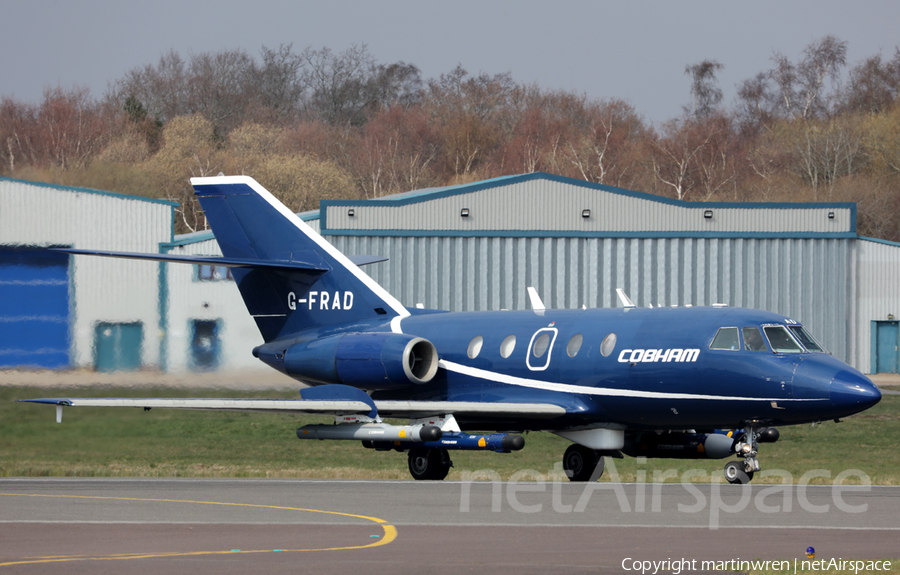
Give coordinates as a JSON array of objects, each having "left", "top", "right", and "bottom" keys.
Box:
[
  {"left": 53, "top": 248, "right": 328, "bottom": 272},
  {"left": 52, "top": 248, "right": 387, "bottom": 270}
]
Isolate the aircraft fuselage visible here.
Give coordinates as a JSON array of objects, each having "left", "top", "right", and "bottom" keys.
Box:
[{"left": 262, "top": 305, "right": 880, "bottom": 432}]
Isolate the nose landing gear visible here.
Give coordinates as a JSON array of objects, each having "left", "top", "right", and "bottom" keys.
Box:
[{"left": 724, "top": 424, "right": 778, "bottom": 484}]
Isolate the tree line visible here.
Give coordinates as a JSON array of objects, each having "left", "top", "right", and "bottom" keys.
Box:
[{"left": 2, "top": 38, "right": 900, "bottom": 238}]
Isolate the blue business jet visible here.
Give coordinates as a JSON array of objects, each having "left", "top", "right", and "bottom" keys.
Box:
[{"left": 22, "top": 176, "right": 882, "bottom": 483}]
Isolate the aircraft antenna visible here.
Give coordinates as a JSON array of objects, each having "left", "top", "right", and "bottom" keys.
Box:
[{"left": 616, "top": 289, "right": 636, "bottom": 309}]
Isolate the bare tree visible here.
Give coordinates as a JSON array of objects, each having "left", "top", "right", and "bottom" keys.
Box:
[
  {"left": 781, "top": 116, "right": 864, "bottom": 198},
  {"left": 254, "top": 43, "right": 307, "bottom": 121},
  {"left": 685, "top": 60, "right": 724, "bottom": 118},
  {"left": 564, "top": 98, "right": 650, "bottom": 188},
  {"left": 840, "top": 49, "right": 900, "bottom": 114},
  {"left": 769, "top": 36, "right": 848, "bottom": 120},
  {"left": 652, "top": 118, "right": 710, "bottom": 200},
  {"left": 425, "top": 65, "right": 516, "bottom": 178},
  {"left": 735, "top": 72, "right": 775, "bottom": 133},
  {"left": 299, "top": 44, "right": 422, "bottom": 127},
  {"left": 796, "top": 35, "right": 848, "bottom": 119}
]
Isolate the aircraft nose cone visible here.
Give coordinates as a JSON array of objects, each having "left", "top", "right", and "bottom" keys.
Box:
[{"left": 830, "top": 370, "right": 881, "bottom": 416}]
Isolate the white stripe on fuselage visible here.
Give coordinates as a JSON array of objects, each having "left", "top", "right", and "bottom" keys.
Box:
[{"left": 439, "top": 360, "right": 823, "bottom": 402}]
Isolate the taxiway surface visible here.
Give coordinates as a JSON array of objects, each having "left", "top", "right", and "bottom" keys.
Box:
[{"left": 1, "top": 478, "right": 898, "bottom": 574}]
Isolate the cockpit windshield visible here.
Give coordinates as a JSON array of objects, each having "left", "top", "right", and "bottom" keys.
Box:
[
  {"left": 717, "top": 324, "right": 827, "bottom": 354},
  {"left": 788, "top": 325, "right": 826, "bottom": 352},
  {"left": 710, "top": 327, "right": 740, "bottom": 350},
  {"left": 742, "top": 326, "right": 768, "bottom": 351},
  {"left": 763, "top": 325, "right": 804, "bottom": 353}
]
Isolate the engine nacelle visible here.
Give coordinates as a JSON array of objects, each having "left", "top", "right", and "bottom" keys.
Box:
[
  {"left": 622, "top": 431, "right": 734, "bottom": 460},
  {"left": 283, "top": 332, "right": 439, "bottom": 389}
]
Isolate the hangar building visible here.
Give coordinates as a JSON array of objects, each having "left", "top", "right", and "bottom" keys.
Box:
[
  {"left": 2, "top": 173, "right": 899, "bottom": 374},
  {"left": 0, "top": 178, "right": 175, "bottom": 371}
]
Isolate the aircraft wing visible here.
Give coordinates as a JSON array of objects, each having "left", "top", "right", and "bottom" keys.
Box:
[
  {"left": 18, "top": 397, "right": 373, "bottom": 416},
  {"left": 19, "top": 397, "right": 566, "bottom": 420},
  {"left": 374, "top": 401, "right": 565, "bottom": 418}
]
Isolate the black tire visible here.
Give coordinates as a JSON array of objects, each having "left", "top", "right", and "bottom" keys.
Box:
[
  {"left": 408, "top": 448, "right": 452, "bottom": 480},
  {"left": 563, "top": 444, "right": 604, "bottom": 482},
  {"left": 724, "top": 460, "right": 754, "bottom": 484}
]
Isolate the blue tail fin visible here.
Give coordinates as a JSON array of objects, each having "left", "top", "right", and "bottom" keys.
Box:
[{"left": 191, "top": 176, "right": 408, "bottom": 342}]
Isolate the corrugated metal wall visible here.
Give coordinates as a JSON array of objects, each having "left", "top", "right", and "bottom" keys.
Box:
[
  {"left": 325, "top": 178, "right": 853, "bottom": 234},
  {"left": 328, "top": 235, "right": 854, "bottom": 364},
  {"left": 855, "top": 239, "right": 900, "bottom": 371}
]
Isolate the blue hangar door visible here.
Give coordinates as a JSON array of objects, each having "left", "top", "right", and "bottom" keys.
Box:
[{"left": 0, "top": 247, "right": 71, "bottom": 368}]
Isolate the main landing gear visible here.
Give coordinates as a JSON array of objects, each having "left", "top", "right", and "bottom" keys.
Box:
[
  {"left": 723, "top": 425, "right": 779, "bottom": 484},
  {"left": 408, "top": 448, "right": 453, "bottom": 480},
  {"left": 562, "top": 444, "right": 606, "bottom": 482}
]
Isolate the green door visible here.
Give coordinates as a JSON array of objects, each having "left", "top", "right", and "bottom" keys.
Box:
[
  {"left": 876, "top": 321, "right": 899, "bottom": 373},
  {"left": 94, "top": 322, "right": 143, "bottom": 372}
]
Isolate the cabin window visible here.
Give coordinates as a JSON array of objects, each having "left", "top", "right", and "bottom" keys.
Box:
[
  {"left": 789, "top": 326, "right": 825, "bottom": 352},
  {"left": 742, "top": 327, "right": 768, "bottom": 351},
  {"left": 763, "top": 325, "right": 803, "bottom": 353},
  {"left": 467, "top": 336, "right": 483, "bottom": 359},
  {"left": 710, "top": 327, "right": 740, "bottom": 350},
  {"left": 600, "top": 333, "right": 617, "bottom": 357},
  {"left": 567, "top": 334, "right": 583, "bottom": 357},
  {"left": 500, "top": 335, "right": 516, "bottom": 358},
  {"left": 532, "top": 333, "right": 551, "bottom": 358}
]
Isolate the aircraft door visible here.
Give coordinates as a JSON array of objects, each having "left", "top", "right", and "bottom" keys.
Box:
[{"left": 526, "top": 328, "right": 558, "bottom": 371}]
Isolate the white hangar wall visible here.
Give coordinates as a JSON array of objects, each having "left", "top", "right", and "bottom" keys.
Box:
[
  {"left": 0, "top": 177, "right": 175, "bottom": 370},
  {"left": 161, "top": 231, "right": 264, "bottom": 372},
  {"left": 323, "top": 175, "right": 853, "bottom": 235},
  {"left": 855, "top": 238, "right": 900, "bottom": 373}
]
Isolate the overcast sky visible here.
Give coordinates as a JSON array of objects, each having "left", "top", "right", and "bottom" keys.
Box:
[{"left": 3, "top": 0, "right": 899, "bottom": 124}]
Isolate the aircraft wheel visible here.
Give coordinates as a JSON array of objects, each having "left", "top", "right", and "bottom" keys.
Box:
[
  {"left": 408, "top": 448, "right": 452, "bottom": 480},
  {"left": 563, "top": 444, "right": 603, "bottom": 482},
  {"left": 724, "top": 460, "right": 754, "bottom": 484}
]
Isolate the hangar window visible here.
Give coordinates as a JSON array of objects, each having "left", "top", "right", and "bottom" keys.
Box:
[
  {"left": 763, "top": 325, "right": 803, "bottom": 353},
  {"left": 500, "top": 335, "right": 516, "bottom": 358},
  {"left": 600, "top": 333, "right": 617, "bottom": 357},
  {"left": 742, "top": 327, "right": 768, "bottom": 352},
  {"left": 788, "top": 325, "right": 825, "bottom": 352},
  {"left": 197, "top": 264, "right": 234, "bottom": 282},
  {"left": 567, "top": 334, "right": 583, "bottom": 357},
  {"left": 467, "top": 336, "right": 483, "bottom": 359},
  {"left": 710, "top": 327, "right": 740, "bottom": 350}
]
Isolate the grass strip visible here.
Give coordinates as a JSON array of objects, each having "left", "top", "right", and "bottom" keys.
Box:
[{"left": 2, "top": 386, "right": 897, "bottom": 483}]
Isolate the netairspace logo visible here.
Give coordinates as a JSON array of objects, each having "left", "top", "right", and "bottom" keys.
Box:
[{"left": 458, "top": 458, "right": 872, "bottom": 530}]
